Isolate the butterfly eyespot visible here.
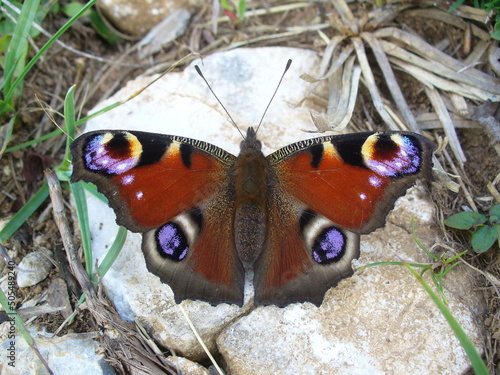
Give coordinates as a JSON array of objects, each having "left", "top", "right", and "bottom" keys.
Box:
[
  {"left": 311, "top": 227, "right": 346, "bottom": 264},
  {"left": 152, "top": 208, "right": 203, "bottom": 262},
  {"left": 83, "top": 132, "right": 142, "bottom": 175},
  {"left": 362, "top": 133, "right": 422, "bottom": 178},
  {"left": 300, "top": 210, "right": 353, "bottom": 265},
  {"left": 155, "top": 222, "right": 189, "bottom": 261}
]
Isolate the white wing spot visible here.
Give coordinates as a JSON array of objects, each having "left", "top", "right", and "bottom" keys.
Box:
[
  {"left": 122, "top": 175, "right": 134, "bottom": 185},
  {"left": 369, "top": 175, "right": 382, "bottom": 187}
]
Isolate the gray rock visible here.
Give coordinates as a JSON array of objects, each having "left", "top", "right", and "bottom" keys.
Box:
[
  {"left": 166, "top": 356, "right": 210, "bottom": 374},
  {"left": 98, "top": 0, "right": 199, "bottom": 36},
  {"left": 0, "top": 325, "right": 115, "bottom": 375},
  {"left": 17, "top": 249, "right": 54, "bottom": 288}
]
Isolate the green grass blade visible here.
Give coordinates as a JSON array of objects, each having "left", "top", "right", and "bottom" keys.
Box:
[
  {"left": 60, "top": 85, "right": 76, "bottom": 172},
  {"left": 0, "top": 182, "right": 49, "bottom": 244},
  {"left": 404, "top": 264, "right": 489, "bottom": 374},
  {"left": 70, "top": 181, "right": 93, "bottom": 276},
  {"left": 81, "top": 181, "right": 108, "bottom": 203},
  {"left": 1, "top": 0, "right": 40, "bottom": 98},
  {"left": 98, "top": 226, "right": 127, "bottom": 277},
  {"left": 237, "top": 0, "right": 246, "bottom": 19},
  {"left": 0, "top": 0, "right": 98, "bottom": 114},
  {"left": 360, "top": 261, "right": 430, "bottom": 269},
  {"left": 65, "top": 89, "right": 77, "bottom": 142}
]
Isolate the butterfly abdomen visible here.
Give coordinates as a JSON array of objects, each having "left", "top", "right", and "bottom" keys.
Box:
[
  {"left": 234, "top": 201, "right": 266, "bottom": 263},
  {"left": 233, "top": 157, "right": 268, "bottom": 262},
  {"left": 233, "top": 128, "right": 270, "bottom": 263}
]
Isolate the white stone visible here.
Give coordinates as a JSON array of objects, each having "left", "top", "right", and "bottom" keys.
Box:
[
  {"left": 17, "top": 249, "right": 53, "bottom": 288},
  {"left": 0, "top": 325, "right": 115, "bottom": 375},
  {"left": 77, "top": 47, "right": 484, "bottom": 372}
]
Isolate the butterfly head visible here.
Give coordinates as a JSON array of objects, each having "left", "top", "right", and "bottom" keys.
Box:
[{"left": 240, "top": 127, "right": 262, "bottom": 154}]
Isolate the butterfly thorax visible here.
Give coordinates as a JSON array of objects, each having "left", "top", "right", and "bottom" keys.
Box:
[{"left": 233, "top": 127, "right": 268, "bottom": 264}]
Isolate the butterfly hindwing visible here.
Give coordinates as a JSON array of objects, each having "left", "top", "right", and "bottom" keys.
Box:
[
  {"left": 142, "top": 197, "right": 245, "bottom": 305},
  {"left": 70, "top": 130, "right": 245, "bottom": 305},
  {"left": 253, "top": 131, "right": 434, "bottom": 306},
  {"left": 254, "top": 195, "right": 360, "bottom": 306}
]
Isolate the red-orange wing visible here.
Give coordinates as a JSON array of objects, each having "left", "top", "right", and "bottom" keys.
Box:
[{"left": 268, "top": 131, "right": 434, "bottom": 234}]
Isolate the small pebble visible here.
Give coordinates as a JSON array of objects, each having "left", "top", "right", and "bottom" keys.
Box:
[{"left": 17, "top": 249, "right": 54, "bottom": 287}]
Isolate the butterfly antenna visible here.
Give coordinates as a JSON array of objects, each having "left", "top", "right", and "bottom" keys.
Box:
[
  {"left": 255, "top": 59, "right": 292, "bottom": 134},
  {"left": 194, "top": 65, "right": 246, "bottom": 140}
]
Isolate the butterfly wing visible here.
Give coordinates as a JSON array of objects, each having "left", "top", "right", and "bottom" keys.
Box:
[
  {"left": 71, "top": 130, "right": 245, "bottom": 305},
  {"left": 254, "top": 131, "right": 434, "bottom": 306},
  {"left": 254, "top": 192, "right": 361, "bottom": 306}
]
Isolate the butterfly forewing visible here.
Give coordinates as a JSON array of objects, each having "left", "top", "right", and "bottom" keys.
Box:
[{"left": 267, "top": 131, "right": 434, "bottom": 234}]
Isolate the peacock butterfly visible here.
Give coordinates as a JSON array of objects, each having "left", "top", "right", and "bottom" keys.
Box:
[{"left": 70, "top": 64, "right": 434, "bottom": 307}]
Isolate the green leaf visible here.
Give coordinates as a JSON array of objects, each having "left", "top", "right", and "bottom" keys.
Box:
[
  {"left": 444, "top": 211, "right": 487, "bottom": 229},
  {"left": 490, "top": 204, "right": 500, "bottom": 224},
  {"left": 471, "top": 225, "right": 499, "bottom": 253},
  {"left": 490, "top": 30, "right": 500, "bottom": 40},
  {"left": 237, "top": 0, "right": 246, "bottom": 19}
]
